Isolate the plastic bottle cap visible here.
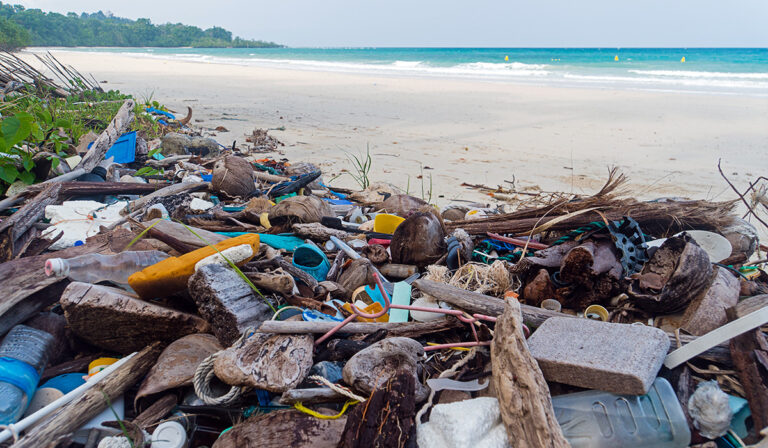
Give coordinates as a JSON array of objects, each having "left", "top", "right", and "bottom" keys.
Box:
[
  {"left": 540, "top": 299, "right": 562, "bottom": 313},
  {"left": 45, "top": 258, "right": 66, "bottom": 277},
  {"left": 151, "top": 421, "right": 188, "bottom": 448},
  {"left": 88, "top": 357, "right": 120, "bottom": 377},
  {"left": 584, "top": 304, "right": 610, "bottom": 322}
]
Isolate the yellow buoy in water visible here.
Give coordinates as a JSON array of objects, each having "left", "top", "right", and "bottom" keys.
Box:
[
  {"left": 504, "top": 55, "right": 509, "bottom": 62},
  {"left": 681, "top": 56, "right": 686, "bottom": 63},
  {"left": 614, "top": 55, "right": 619, "bottom": 61}
]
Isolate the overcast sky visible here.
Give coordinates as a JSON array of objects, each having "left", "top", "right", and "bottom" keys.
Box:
[{"left": 13, "top": 0, "right": 768, "bottom": 47}]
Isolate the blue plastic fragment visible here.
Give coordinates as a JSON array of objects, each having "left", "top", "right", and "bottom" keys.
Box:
[
  {"left": 104, "top": 131, "right": 137, "bottom": 164},
  {"left": 145, "top": 107, "right": 175, "bottom": 120}
]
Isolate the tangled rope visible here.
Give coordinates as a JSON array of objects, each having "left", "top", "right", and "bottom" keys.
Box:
[
  {"left": 193, "top": 327, "right": 255, "bottom": 406},
  {"left": 426, "top": 261, "right": 515, "bottom": 296}
]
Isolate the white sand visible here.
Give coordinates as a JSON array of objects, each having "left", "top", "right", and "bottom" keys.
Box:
[{"left": 26, "top": 50, "right": 768, "bottom": 210}]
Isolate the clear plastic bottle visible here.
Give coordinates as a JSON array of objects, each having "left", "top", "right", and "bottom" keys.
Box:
[
  {"left": 552, "top": 378, "right": 691, "bottom": 448},
  {"left": 45, "top": 250, "right": 170, "bottom": 285},
  {"left": 0, "top": 325, "right": 54, "bottom": 424}
]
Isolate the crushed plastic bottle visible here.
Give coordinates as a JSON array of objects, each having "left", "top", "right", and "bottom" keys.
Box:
[
  {"left": 45, "top": 250, "right": 170, "bottom": 285},
  {"left": 0, "top": 325, "right": 54, "bottom": 425},
  {"left": 552, "top": 377, "right": 691, "bottom": 448}
]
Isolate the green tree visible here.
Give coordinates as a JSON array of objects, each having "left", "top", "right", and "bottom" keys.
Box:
[{"left": 0, "top": 15, "right": 29, "bottom": 50}]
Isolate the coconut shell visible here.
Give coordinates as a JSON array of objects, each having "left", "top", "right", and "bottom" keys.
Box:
[
  {"left": 376, "top": 194, "right": 427, "bottom": 217},
  {"left": 212, "top": 155, "right": 256, "bottom": 197},
  {"left": 628, "top": 235, "right": 712, "bottom": 313},
  {"left": 390, "top": 211, "right": 447, "bottom": 268},
  {"left": 269, "top": 195, "right": 334, "bottom": 225}
]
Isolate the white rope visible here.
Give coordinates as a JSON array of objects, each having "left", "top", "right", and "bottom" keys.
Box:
[{"left": 193, "top": 327, "right": 255, "bottom": 406}]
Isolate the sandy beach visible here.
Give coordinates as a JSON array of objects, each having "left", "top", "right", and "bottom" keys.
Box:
[{"left": 25, "top": 50, "right": 768, "bottom": 208}]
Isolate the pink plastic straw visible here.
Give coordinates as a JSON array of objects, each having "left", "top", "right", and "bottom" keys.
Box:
[{"left": 315, "top": 273, "right": 501, "bottom": 348}]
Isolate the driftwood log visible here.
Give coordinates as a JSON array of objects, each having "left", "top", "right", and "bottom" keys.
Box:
[
  {"left": 188, "top": 263, "right": 274, "bottom": 346},
  {"left": 292, "top": 222, "right": 350, "bottom": 241},
  {"left": 0, "top": 183, "right": 61, "bottom": 261},
  {"left": 34, "top": 99, "right": 135, "bottom": 186},
  {"left": 244, "top": 270, "right": 295, "bottom": 296},
  {"left": 76, "top": 99, "right": 135, "bottom": 173},
  {"left": 257, "top": 317, "right": 463, "bottom": 338},
  {"left": 491, "top": 298, "right": 570, "bottom": 448},
  {"left": 12, "top": 343, "right": 161, "bottom": 448},
  {"left": 413, "top": 278, "right": 731, "bottom": 365},
  {"left": 279, "top": 388, "right": 346, "bottom": 405},
  {"left": 212, "top": 410, "right": 346, "bottom": 448},
  {"left": 727, "top": 297, "right": 768, "bottom": 443},
  {"left": 60, "top": 282, "right": 210, "bottom": 353}
]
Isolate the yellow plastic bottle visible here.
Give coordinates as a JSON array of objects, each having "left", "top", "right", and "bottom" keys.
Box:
[{"left": 128, "top": 234, "right": 260, "bottom": 299}]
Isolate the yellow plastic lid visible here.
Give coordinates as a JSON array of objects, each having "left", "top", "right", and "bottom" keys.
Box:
[
  {"left": 88, "top": 357, "right": 119, "bottom": 377},
  {"left": 373, "top": 214, "right": 405, "bottom": 234}
]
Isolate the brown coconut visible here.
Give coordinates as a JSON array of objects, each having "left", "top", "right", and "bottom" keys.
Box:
[
  {"left": 389, "top": 209, "right": 447, "bottom": 268},
  {"left": 628, "top": 234, "right": 712, "bottom": 314},
  {"left": 269, "top": 195, "right": 334, "bottom": 225},
  {"left": 376, "top": 194, "right": 427, "bottom": 217},
  {"left": 212, "top": 155, "right": 256, "bottom": 197}
]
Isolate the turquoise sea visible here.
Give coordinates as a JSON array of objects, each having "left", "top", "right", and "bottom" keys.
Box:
[{"left": 57, "top": 47, "right": 768, "bottom": 95}]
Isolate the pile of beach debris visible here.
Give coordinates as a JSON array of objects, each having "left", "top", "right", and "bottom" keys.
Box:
[{"left": 0, "top": 97, "right": 767, "bottom": 448}]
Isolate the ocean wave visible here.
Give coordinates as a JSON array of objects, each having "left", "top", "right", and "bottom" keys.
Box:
[
  {"left": 629, "top": 69, "right": 768, "bottom": 79},
  {"left": 565, "top": 73, "right": 768, "bottom": 89}
]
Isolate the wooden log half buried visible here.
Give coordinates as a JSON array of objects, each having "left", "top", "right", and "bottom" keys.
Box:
[
  {"left": 12, "top": 342, "right": 161, "bottom": 448},
  {"left": 492, "top": 298, "right": 569, "bottom": 448},
  {"left": 188, "top": 263, "right": 274, "bottom": 346},
  {"left": 412, "top": 278, "right": 732, "bottom": 365},
  {"left": 60, "top": 282, "right": 210, "bottom": 354}
]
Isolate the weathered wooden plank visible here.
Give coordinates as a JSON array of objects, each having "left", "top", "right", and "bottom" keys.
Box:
[{"left": 491, "top": 299, "right": 570, "bottom": 448}]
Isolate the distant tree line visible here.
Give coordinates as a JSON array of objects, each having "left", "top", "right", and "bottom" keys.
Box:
[{"left": 0, "top": 3, "right": 281, "bottom": 50}]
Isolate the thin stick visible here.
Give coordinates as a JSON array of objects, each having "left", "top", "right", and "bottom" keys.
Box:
[{"left": 718, "top": 159, "right": 768, "bottom": 229}]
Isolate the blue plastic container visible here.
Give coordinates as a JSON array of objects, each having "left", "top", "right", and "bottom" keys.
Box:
[{"left": 104, "top": 131, "right": 137, "bottom": 164}]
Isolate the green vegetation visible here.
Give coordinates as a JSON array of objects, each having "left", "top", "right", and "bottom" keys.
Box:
[
  {"left": 0, "top": 3, "right": 280, "bottom": 49},
  {"left": 0, "top": 80, "right": 171, "bottom": 194},
  {"left": 0, "top": 15, "right": 29, "bottom": 50}
]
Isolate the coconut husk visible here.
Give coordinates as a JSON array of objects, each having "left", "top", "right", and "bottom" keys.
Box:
[
  {"left": 349, "top": 182, "right": 403, "bottom": 204},
  {"left": 338, "top": 258, "right": 377, "bottom": 294},
  {"left": 361, "top": 244, "right": 389, "bottom": 265},
  {"left": 390, "top": 208, "right": 447, "bottom": 268},
  {"left": 135, "top": 333, "right": 222, "bottom": 404},
  {"left": 628, "top": 234, "right": 712, "bottom": 313},
  {"left": 375, "top": 194, "right": 427, "bottom": 217},
  {"left": 268, "top": 195, "right": 334, "bottom": 225},
  {"left": 212, "top": 155, "right": 256, "bottom": 198}
]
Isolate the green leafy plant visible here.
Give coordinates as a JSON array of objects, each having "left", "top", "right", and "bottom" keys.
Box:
[{"left": 343, "top": 144, "right": 373, "bottom": 190}]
